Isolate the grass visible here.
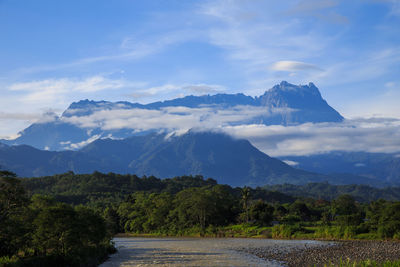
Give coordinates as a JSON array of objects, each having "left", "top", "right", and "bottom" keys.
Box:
[
  {"left": 121, "top": 223, "right": 399, "bottom": 241},
  {"left": 322, "top": 258, "right": 400, "bottom": 267}
]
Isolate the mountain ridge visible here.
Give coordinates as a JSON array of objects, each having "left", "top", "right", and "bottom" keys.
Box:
[
  {"left": 2, "top": 81, "right": 343, "bottom": 151},
  {"left": 280, "top": 151, "right": 400, "bottom": 185}
]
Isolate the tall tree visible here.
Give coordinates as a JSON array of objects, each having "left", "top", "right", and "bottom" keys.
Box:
[{"left": 241, "top": 186, "right": 251, "bottom": 223}]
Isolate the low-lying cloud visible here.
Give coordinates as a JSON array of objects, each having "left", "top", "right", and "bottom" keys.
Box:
[
  {"left": 62, "top": 105, "right": 289, "bottom": 132},
  {"left": 223, "top": 118, "right": 400, "bottom": 156},
  {"left": 57, "top": 104, "right": 400, "bottom": 157}
]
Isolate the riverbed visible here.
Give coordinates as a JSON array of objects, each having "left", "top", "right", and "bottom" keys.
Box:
[{"left": 100, "top": 237, "right": 330, "bottom": 266}]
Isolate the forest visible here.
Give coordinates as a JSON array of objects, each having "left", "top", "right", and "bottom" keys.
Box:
[
  {"left": 0, "top": 171, "right": 115, "bottom": 266},
  {"left": 2, "top": 171, "right": 400, "bottom": 266}
]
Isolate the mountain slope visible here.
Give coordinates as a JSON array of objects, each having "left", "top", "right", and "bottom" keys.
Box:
[
  {"left": 127, "top": 131, "right": 323, "bottom": 186},
  {"left": 280, "top": 151, "right": 400, "bottom": 185},
  {"left": 1, "top": 81, "right": 343, "bottom": 151},
  {"left": 0, "top": 131, "right": 386, "bottom": 187}
]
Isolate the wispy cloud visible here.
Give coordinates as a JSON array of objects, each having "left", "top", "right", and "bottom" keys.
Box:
[
  {"left": 9, "top": 75, "right": 127, "bottom": 93},
  {"left": 128, "top": 83, "right": 225, "bottom": 102},
  {"left": 14, "top": 30, "right": 200, "bottom": 76},
  {"left": 199, "top": 0, "right": 333, "bottom": 89},
  {"left": 372, "top": 0, "right": 400, "bottom": 16},
  {"left": 287, "top": 0, "right": 349, "bottom": 24},
  {"left": 7, "top": 75, "right": 140, "bottom": 107},
  {"left": 0, "top": 112, "right": 39, "bottom": 121}
]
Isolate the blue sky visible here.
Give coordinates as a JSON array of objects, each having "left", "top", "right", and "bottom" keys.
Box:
[{"left": 0, "top": 0, "right": 400, "bottom": 138}]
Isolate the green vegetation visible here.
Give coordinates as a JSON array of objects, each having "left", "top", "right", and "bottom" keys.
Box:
[
  {"left": 323, "top": 258, "right": 400, "bottom": 267},
  {"left": 0, "top": 171, "right": 115, "bottom": 266},
  {"left": 264, "top": 182, "right": 400, "bottom": 202},
  {"left": 112, "top": 185, "right": 400, "bottom": 239},
  {"left": 18, "top": 172, "right": 400, "bottom": 240},
  {"left": 20, "top": 171, "right": 294, "bottom": 209}
]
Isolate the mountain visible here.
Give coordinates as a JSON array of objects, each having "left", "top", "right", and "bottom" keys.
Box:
[
  {"left": 256, "top": 81, "right": 343, "bottom": 124},
  {"left": 1, "top": 81, "right": 343, "bottom": 151},
  {"left": 0, "top": 131, "right": 379, "bottom": 187},
  {"left": 279, "top": 151, "right": 400, "bottom": 186}
]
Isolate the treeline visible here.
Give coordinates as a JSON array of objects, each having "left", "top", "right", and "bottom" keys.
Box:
[
  {"left": 264, "top": 182, "right": 400, "bottom": 202},
  {"left": 106, "top": 184, "right": 400, "bottom": 239},
  {"left": 0, "top": 171, "right": 115, "bottom": 266},
  {"left": 20, "top": 171, "right": 294, "bottom": 208},
  {"left": 22, "top": 172, "right": 400, "bottom": 206}
]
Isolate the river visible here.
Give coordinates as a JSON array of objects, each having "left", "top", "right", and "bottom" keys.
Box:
[{"left": 100, "top": 237, "right": 329, "bottom": 266}]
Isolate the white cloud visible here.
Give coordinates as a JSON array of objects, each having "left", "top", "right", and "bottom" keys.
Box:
[
  {"left": 182, "top": 84, "right": 224, "bottom": 94},
  {"left": 270, "top": 61, "right": 323, "bottom": 72},
  {"left": 282, "top": 160, "right": 299, "bottom": 166},
  {"left": 128, "top": 83, "right": 226, "bottom": 103},
  {"left": 57, "top": 101, "right": 400, "bottom": 157},
  {"left": 7, "top": 75, "right": 134, "bottom": 113},
  {"left": 5, "top": 75, "right": 142, "bottom": 117},
  {"left": 222, "top": 118, "right": 400, "bottom": 156},
  {"left": 0, "top": 112, "right": 39, "bottom": 121},
  {"left": 66, "top": 134, "right": 101, "bottom": 150},
  {"left": 287, "top": 0, "right": 349, "bottom": 24},
  {"left": 354, "top": 163, "right": 366, "bottom": 167},
  {"left": 9, "top": 75, "right": 127, "bottom": 94},
  {"left": 61, "top": 105, "right": 281, "bottom": 133}
]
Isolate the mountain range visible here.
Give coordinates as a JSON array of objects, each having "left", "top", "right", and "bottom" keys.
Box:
[
  {"left": 1, "top": 81, "right": 343, "bottom": 151},
  {"left": 0, "top": 130, "right": 384, "bottom": 187},
  {"left": 1, "top": 81, "right": 398, "bottom": 187},
  {"left": 280, "top": 151, "right": 400, "bottom": 185}
]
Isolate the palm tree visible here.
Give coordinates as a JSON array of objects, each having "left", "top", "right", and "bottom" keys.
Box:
[{"left": 241, "top": 186, "right": 250, "bottom": 223}]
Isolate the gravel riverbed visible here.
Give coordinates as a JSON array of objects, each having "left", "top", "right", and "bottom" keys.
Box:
[
  {"left": 100, "top": 238, "right": 400, "bottom": 267},
  {"left": 239, "top": 240, "right": 400, "bottom": 267}
]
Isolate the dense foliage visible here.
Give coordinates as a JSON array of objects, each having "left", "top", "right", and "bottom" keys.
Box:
[
  {"left": 20, "top": 172, "right": 294, "bottom": 208},
  {"left": 264, "top": 182, "right": 400, "bottom": 202},
  {"left": 111, "top": 187, "right": 400, "bottom": 240},
  {"left": 0, "top": 171, "right": 115, "bottom": 266},
  {"left": 18, "top": 172, "right": 400, "bottom": 240}
]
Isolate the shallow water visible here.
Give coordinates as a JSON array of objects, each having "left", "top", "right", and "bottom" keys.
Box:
[{"left": 100, "top": 237, "right": 329, "bottom": 266}]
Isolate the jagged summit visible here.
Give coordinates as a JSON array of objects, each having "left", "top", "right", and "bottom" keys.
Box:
[
  {"left": 65, "top": 81, "right": 331, "bottom": 110},
  {"left": 260, "top": 81, "right": 324, "bottom": 106}
]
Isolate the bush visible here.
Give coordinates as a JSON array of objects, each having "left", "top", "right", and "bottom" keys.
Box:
[{"left": 272, "top": 224, "right": 304, "bottom": 238}]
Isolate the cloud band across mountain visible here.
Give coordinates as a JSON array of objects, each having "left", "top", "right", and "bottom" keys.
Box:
[
  {"left": 223, "top": 118, "right": 400, "bottom": 156},
  {"left": 59, "top": 105, "right": 400, "bottom": 156}
]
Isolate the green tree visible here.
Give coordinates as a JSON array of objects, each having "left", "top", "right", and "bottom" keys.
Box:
[
  {"left": 32, "top": 203, "right": 80, "bottom": 256},
  {"left": 103, "top": 206, "right": 120, "bottom": 235},
  {"left": 173, "top": 187, "right": 216, "bottom": 231},
  {"left": 289, "top": 200, "right": 311, "bottom": 221},
  {"left": 333, "top": 195, "right": 363, "bottom": 226},
  {"left": 0, "top": 171, "right": 30, "bottom": 256},
  {"left": 240, "top": 186, "right": 251, "bottom": 223},
  {"left": 377, "top": 202, "right": 400, "bottom": 238},
  {"left": 249, "top": 200, "right": 274, "bottom": 226}
]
